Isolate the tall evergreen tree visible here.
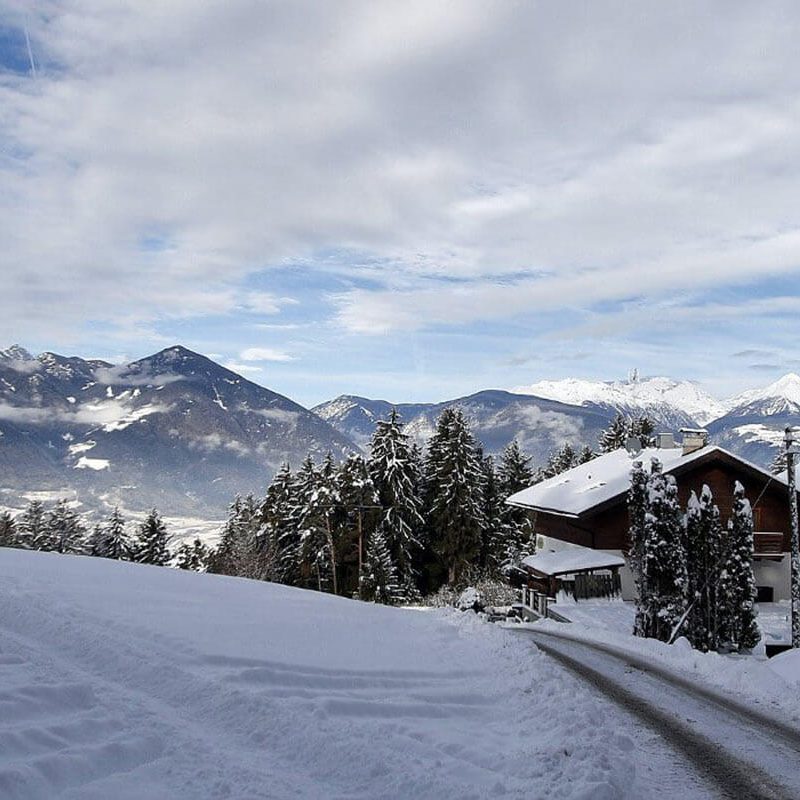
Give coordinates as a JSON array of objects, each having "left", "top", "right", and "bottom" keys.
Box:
[
  {"left": 640, "top": 462, "right": 687, "bottom": 641},
  {"left": 175, "top": 538, "right": 210, "bottom": 571},
  {"left": 426, "top": 409, "right": 485, "bottom": 584},
  {"left": 96, "top": 507, "right": 131, "bottom": 560},
  {"left": 628, "top": 459, "right": 649, "bottom": 637},
  {"left": 337, "top": 453, "right": 382, "bottom": 597},
  {"left": 497, "top": 440, "right": 536, "bottom": 575},
  {"left": 684, "top": 486, "right": 724, "bottom": 651},
  {"left": 480, "top": 455, "right": 505, "bottom": 574},
  {"left": 298, "top": 453, "right": 343, "bottom": 593},
  {"left": 717, "top": 482, "right": 760, "bottom": 651},
  {"left": 46, "top": 500, "right": 86, "bottom": 555},
  {"left": 259, "top": 463, "right": 298, "bottom": 583},
  {"left": 368, "top": 410, "right": 424, "bottom": 588},
  {"left": 769, "top": 448, "right": 787, "bottom": 477},
  {"left": 17, "top": 500, "right": 47, "bottom": 550},
  {"left": 0, "top": 511, "right": 18, "bottom": 548},
  {"left": 208, "top": 495, "right": 260, "bottom": 577},
  {"left": 133, "top": 509, "right": 170, "bottom": 566},
  {"left": 600, "top": 413, "right": 630, "bottom": 453},
  {"left": 360, "top": 527, "right": 402, "bottom": 604}
]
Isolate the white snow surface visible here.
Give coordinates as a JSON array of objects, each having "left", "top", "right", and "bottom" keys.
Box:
[
  {"left": 523, "top": 548, "right": 625, "bottom": 576},
  {"left": 510, "top": 376, "right": 726, "bottom": 426},
  {"left": 0, "top": 550, "right": 637, "bottom": 800},
  {"left": 73, "top": 456, "right": 110, "bottom": 471}
]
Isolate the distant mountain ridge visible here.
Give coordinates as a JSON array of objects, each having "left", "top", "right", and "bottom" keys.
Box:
[
  {"left": 510, "top": 375, "right": 727, "bottom": 427},
  {"left": 0, "top": 345, "right": 356, "bottom": 516}
]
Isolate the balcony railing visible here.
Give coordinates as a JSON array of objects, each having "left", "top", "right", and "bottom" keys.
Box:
[{"left": 753, "top": 532, "right": 784, "bottom": 557}]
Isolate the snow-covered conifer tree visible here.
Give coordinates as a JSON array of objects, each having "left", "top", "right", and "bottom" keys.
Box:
[
  {"left": 641, "top": 461, "right": 687, "bottom": 641},
  {"left": 717, "top": 482, "right": 760, "bottom": 651},
  {"left": 496, "top": 440, "right": 535, "bottom": 575},
  {"left": 600, "top": 414, "right": 630, "bottom": 453},
  {"left": 627, "top": 460, "right": 648, "bottom": 637},
  {"left": 368, "top": 410, "right": 424, "bottom": 589},
  {"left": 133, "top": 509, "right": 170, "bottom": 566},
  {"left": 46, "top": 500, "right": 86, "bottom": 555},
  {"left": 298, "top": 453, "right": 343, "bottom": 593},
  {"left": 96, "top": 507, "right": 131, "bottom": 560},
  {"left": 0, "top": 511, "right": 18, "bottom": 548},
  {"left": 360, "top": 527, "right": 402, "bottom": 604},
  {"left": 259, "top": 462, "right": 298, "bottom": 583},
  {"left": 176, "top": 538, "right": 210, "bottom": 571},
  {"left": 425, "top": 408, "right": 486, "bottom": 584},
  {"left": 17, "top": 500, "right": 47, "bottom": 550}
]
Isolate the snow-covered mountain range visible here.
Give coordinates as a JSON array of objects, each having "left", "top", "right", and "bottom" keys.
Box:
[
  {"left": 0, "top": 345, "right": 354, "bottom": 516},
  {"left": 511, "top": 375, "right": 727, "bottom": 427},
  {"left": 2, "top": 341, "right": 797, "bottom": 518}
]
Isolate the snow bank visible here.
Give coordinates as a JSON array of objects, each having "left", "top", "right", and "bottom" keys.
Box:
[{"left": 0, "top": 550, "right": 636, "bottom": 800}]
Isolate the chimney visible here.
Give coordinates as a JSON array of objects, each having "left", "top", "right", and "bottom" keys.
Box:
[
  {"left": 680, "top": 428, "right": 708, "bottom": 456},
  {"left": 656, "top": 432, "right": 676, "bottom": 449}
]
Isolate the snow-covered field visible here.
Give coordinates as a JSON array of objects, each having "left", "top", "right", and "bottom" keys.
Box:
[{"left": 0, "top": 550, "right": 643, "bottom": 800}]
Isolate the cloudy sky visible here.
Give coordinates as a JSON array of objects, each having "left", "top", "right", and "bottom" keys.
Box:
[{"left": 1, "top": 1, "right": 799, "bottom": 407}]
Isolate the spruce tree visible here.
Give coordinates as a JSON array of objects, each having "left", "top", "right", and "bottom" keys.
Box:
[
  {"left": 0, "top": 511, "right": 18, "bottom": 548},
  {"left": 769, "top": 449, "right": 787, "bottom": 477},
  {"left": 497, "top": 440, "right": 536, "bottom": 575},
  {"left": 628, "top": 460, "right": 649, "bottom": 637},
  {"left": 47, "top": 500, "right": 86, "bottom": 555},
  {"left": 176, "top": 538, "right": 210, "bottom": 571},
  {"left": 259, "top": 463, "right": 297, "bottom": 583},
  {"left": 641, "top": 462, "right": 687, "bottom": 641},
  {"left": 368, "top": 409, "right": 424, "bottom": 589},
  {"left": 17, "top": 500, "right": 47, "bottom": 550},
  {"left": 480, "top": 455, "right": 505, "bottom": 574},
  {"left": 298, "top": 453, "right": 343, "bottom": 593},
  {"left": 426, "top": 408, "right": 485, "bottom": 584},
  {"left": 600, "top": 414, "right": 630, "bottom": 453},
  {"left": 208, "top": 495, "right": 260, "bottom": 577},
  {"left": 360, "top": 527, "right": 402, "bottom": 604},
  {"left": 98, "top": 507, "right": 131, "bottom": 560},
  {"left": 133, "top": 509, "right": 170, "bottom": 566},
  {"left": 717, "top": 482, "right": 760, "bottom": 651}
]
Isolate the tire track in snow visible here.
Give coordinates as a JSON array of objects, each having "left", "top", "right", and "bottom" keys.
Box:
[{"left": 521, "top": 630, "right": 800, "bottom": 800}]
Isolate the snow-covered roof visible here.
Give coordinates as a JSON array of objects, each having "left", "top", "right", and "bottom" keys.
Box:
[
  {"left": 506, "top": 445, "right": 784, "bottom": 518},
  {"left": 522, "top": 546, "right": 625, "bottom": 577}
]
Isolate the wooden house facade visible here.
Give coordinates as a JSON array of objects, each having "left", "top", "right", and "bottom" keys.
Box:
[{"left": 507, "top": 440, "right": 797, "bottom": 602}]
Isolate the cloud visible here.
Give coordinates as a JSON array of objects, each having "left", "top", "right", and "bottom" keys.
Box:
[
  {"left": 251, "top": 407, "right": 300, "bottom": 428},
  {"left": 94, "top": 364, "right": 183, "bottom": 387},
  {"left": 239, "top": 347, "right": 294, "bottom": 363},
  {"left": 0, "top": 398, "right": 171, "bottom": 429},
  {"left": 221, "top": 361, "right": 264, "bottom": 376}
]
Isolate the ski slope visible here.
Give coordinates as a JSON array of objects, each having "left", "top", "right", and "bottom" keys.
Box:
[{"left": 0, "top": 549, "right": 640, "bottom": 800}]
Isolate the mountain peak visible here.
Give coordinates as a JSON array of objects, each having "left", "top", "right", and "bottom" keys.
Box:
[
  {"left": 0, "top": 344, "right": 35, "bottom": 361},
  {"left": 727, "top": 372, "right": 800, "bottom": 414}
]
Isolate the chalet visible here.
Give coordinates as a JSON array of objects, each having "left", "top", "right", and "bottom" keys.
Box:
[{"left": 507, "top": 431, "right": 798, "bottom": 603}]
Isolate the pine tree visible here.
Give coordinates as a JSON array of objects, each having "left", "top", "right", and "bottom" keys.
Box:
[
  {"left": 769, "top": 448, "right": 787, "bottom": 477},
  {"left": 208, "top": 495, "right": 260, "bottom": 577},
  {"left": 641, "top": 461, "right": 687, "bottom": 641},
  {"left": 176, "top": 538, "right": 210, "bottom": 571},
  {"left": 600, "top": 413, "right": 655, "bottom": 453},
  {"left": 337, "top": 453, "right": 381, "bottom": 597},
  {"left": 258, "top": 463, "right": 297, "bottom": 583},
  {"left": 684, "top": 486, "right": 724, "bottom": 651},
  {"left": 600, "top": 413, "right": 630, "bottom": 453},
  {"left": 368, "top": 409, "right": 424, "bottom": 588},
  {"left": 360, "top": 527, "right": 402, "bottom": 604},
  {"left": 96, "top": 507, "right": 131, "bottom": 560},
  {"left": 17, "top": 500, "right": 47, "bottom": 550},
  {"left": 133, "top": 509, "right": 170, "bottom": 566},
  {"left": 497, "top": 440, "right": 536, "bottom": 575},
  {"left": 628, "top": 460, "right": 649, "bottom": 637},
  {"left": 0, "top": 511, "right": 18, "bottom": 548},
  {"left": 298, "top": 453, "right": 343, "bottom": 593},
  {"left": 426, "top": 409, "right": 486, "bottom": 584},
  {"left": 717, "top": 482, "right": 760, "bottom": 651},
  {"left": 480, "top": 455, "right": 505, "bottom": 574},
  {"left": 46, "top": 500, "right": 86, "bottom": 555}
]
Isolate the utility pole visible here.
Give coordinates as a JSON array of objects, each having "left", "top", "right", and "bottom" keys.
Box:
[{"left": 786, "top": 427, "right": 800, "bottom": 648}]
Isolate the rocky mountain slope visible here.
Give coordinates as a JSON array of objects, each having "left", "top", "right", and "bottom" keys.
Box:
[
  {"left": 0, "top": 345, "right": 356, "bottom": 516},
  {"left": 313, "top": 390, "right": 614, "bottom": 464}
]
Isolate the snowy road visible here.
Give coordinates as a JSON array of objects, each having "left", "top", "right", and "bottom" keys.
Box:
[{"left": 518, "top": 628, "right": 800, "bottom": 800}]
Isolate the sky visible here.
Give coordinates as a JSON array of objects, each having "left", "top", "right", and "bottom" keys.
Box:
[{"left": 1, "top": 1, "right": 800, "bottom": 408}]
